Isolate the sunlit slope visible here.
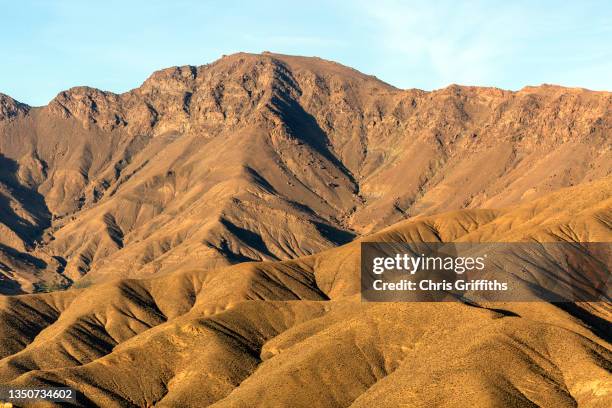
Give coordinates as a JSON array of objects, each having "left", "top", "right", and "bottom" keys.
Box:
[
  {"left": 1, "top": 53, "right": 611, "bottom": 293},
  {"left": 0, "top": 181, "right": 609, "bottom": 407}
]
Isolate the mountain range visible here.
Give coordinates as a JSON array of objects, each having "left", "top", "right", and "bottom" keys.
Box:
[
  {"left": 0, "top": 52, "right": 610, "bottom": 407},
  {"left": 1, "top": 52, "right": 610, "bottom": 293}
]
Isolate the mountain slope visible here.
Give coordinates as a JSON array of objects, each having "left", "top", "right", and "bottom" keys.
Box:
[
  {"left": 0, "top": 181, "right": 609, "bottom": 407},
  {"left": 0, "top": 52, "right": 610, "bottom": 293}
]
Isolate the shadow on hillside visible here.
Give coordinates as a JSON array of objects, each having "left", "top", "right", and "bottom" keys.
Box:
[
  {"left": 313, "top": 221, "right": 355, "bottom": 245},
  {"left": 0, "top": 242, "right": 47, "bottom": 269},
  {"left": 554, "top": 302, "right": 612, "bottom": 344},
  {"left": 269, "top": 64, "right": 358, "bottom": 190},
  {"left": 0, "top": 154, "right": 51, "bottom": 248},
  {"left": 220, "top": 218, "right": 277, "bottom": 260}
]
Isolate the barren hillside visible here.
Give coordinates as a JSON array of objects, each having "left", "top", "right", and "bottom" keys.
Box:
[
  {"left": 0, "top": 53, "right": 610, "bottom": 293},
  {"left": 0, "top": 180, "right": 609, "bottom": 407}
]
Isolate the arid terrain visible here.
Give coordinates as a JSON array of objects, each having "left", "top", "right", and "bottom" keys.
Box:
[{"left": 0, "top": 52, "right": 610, "bottom": 407}]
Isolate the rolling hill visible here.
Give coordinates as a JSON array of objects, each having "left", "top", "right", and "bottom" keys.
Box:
[{"left": 0, "top": 179, "right": 609, "bottom": 407}]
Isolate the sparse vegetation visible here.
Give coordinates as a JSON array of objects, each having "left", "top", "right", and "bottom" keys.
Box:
[{"left": 33, "top": 280, "right": 71, "bottom": 293}]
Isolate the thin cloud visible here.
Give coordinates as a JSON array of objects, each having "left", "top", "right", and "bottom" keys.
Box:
[
  {"left": 357, "top": 0, "right": 525, "bottom": 88},
  {"left": 355, "top": 0, "right": 612, "bottom": 91}
]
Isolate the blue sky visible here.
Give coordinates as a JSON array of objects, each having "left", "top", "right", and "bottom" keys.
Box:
[{"left": 2, "top": 0, "right": 611, "bottom": 106}]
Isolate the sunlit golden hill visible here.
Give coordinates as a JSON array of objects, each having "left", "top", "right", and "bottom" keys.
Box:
[{"left": 0, "top": 180, "right": 609, "bottom": 407}]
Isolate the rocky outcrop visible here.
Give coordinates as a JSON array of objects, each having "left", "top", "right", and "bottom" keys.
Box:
[{"left": 0, "top": 52, "right": 610, "bottom": 292}]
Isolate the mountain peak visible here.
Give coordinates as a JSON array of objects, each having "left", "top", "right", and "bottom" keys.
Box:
[
  {"left": 141, "top": 65, "right": 199, "bottom": 94},
  {"left": 0, "top": 93, "right": 29, "bottom": 120}
]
